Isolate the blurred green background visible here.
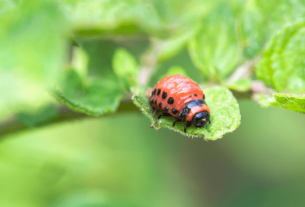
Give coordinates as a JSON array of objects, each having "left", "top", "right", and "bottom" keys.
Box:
[
  {"left": 1, "top": 100, "right": 305, "bottom": 207},
  {"left": 1, "top": 0, "right": 305, "bottom": 206}
]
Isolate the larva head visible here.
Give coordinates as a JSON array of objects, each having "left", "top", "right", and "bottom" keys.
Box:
[{"left": 192, "top": 111, "right": 210, "bottom": 128}]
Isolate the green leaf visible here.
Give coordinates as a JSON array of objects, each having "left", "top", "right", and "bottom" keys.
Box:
[
  {"left": 256, "top": 19, "right": 305, "bottom": 92},
  {"left": 258, "top": 93, "right": 305, "bottom": 113},
  {"left": 132, "top": 86, "right": 241, "bottom": 140},
  {"left": 113, "top": 48, "right": 138, "bottom": 78},
  {"left": 80, "top": 38, "right": 148, "bottom": 81},
  {"left": 148, "top": 49, "right": 203, "bottom": 87},
  {"left": 53, "top": 39, "right": 148, "bottom": 116},
  {"left": 16, "top": 104, "right": 59, "bottom": 127},
  {"left": 241, "top": 0, "right": 305, "bottom": 59},
  {"left": 61, "top": 0, "right": 164, "bottom": 36},
  {"left": 53, "top": 70, "right": 124, "bottom": 116},
  {"left": 188, "top": 3, "right": 241, "bottom": 81},
  {"left": 0, "top": 1, "right": 67, "bottom": 117},
  {"left": 158, "top": 66, "right": 189, "bottom": 80},
  {"left": 157, "top": 28, "right": 198, "bottom": 61},
  {"left": 227, "top": 78, "right": 251, "bottom": 92},
  {"left": 71, "top": 47, "right": 89, "bottom": 78},
  {"left": 112, "top": 48, "right": 139, "bottom": 90},
  {"left": 62, "top": 0, "right": 213, "bottom": 38}
]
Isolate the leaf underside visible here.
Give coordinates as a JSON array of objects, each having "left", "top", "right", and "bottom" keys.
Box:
[{"left": 132, "top": 86, "right": 241, "bottom": 140}]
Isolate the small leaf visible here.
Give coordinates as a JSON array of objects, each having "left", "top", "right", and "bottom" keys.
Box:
[
  {"left": 113, "top": 48, "right": 139, "bottom": 90},
  {"left": 157, "top": 29, "right": 198, "bottom": 61},
  {"left": 71, "top": 47, "right": 89, "bottom": 77},
  {"left": 227, "top": 78, "right": 251, "bottom": 92},
  {"left": 16, "top": 104, "right": 59, "bottom": 127},
  {"left": 113, "top": 48, "right": 138, "bottom": 78},
  {"left": 259, "top": 93, "right": 305, "bottom": 113},
  {"left": 256, "top": 19, "right": 305, "bottom": 92},
  {"left": 132, "top": 86, "right": 241, "bottom": 140},
  {"left": 188, "top": 3, "right": 241, "bottom": 81},
  {"left": 53, "top": 70, "right": 124, "bottom": 116},
  {"left": 159, "top": 66, "right": 189, "bottom": 80},
  {"left": 80, "top": 38, "right": 148, "bottom": 81}
]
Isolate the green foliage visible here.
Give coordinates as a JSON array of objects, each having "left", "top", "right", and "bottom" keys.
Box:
[
  {"left": 227, "top": 78, "right": 251, "bottom": 92},
  {"left": 132, "top": 86, "right": 240, "bottom": 140},
  {"left": 71, "top": 47, "right": 89, "bottom": 77},
  {"left": 113, "top": 48, "right": 139, "bottom": 89},
  {"left": 4, "top": 1, "right": 305, "bottom": 206},
  {"left": 2, "top": 0, "right": 305, "bottom": 139},
  {"left": 157, "top": 29, "right": 198, "bottom": 61},
  {"left": 113, "top": 48, "right": 138, "bottom": 78},
  {"left": 0, "top": 0, "right": 66, "bottom": 116},
  {"left": 188, "top": 3, "right": 241, "bottom": 81},
  {"left": 53, "top": 69, "right": 124, "bottom": 116},
  {"left": 257, "top": 20, "right": 305, "bottom": 92},
  {"left": 61, "top": 0, "right": 163, "bottom": 36},
  {"left": 159, "top": 66, "right": 189, "bottom": 80},
  {"left": 258, "top": 93, "right": 305, "bottom": 113},
  {"left": 241, "top": 0, "right": 305, "bottom": 59},
  {"left": 16, "top": 104, "right": 59, "bottom": 127}
]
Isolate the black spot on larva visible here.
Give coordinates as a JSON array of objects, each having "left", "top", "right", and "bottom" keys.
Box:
[
  {"left": 172, "top": 108, "right": 178, "bottom": 114},
  {"left": 203, "top": 94, "right": 205, "bottom": 99},
  {"left": 168, "top": 97, "right": 174, "bottom": 104},
  {"left": 164, "top": 106, "right": 169, "bottom": 112},
  {"left": 153, "top": 89, "right": 156, "bottom": 95},
  {"left": 157, "top": 89, "right": 161, "bottom": 96},
  {"left": 154, "top": 100, "right": 157, "bottom": 105},
  {"left": 150, "top": 100, "right": 153, "bottom": 105},
  {"left": 194, "top": 94, "right": 197, "bottom": 97},
  {"left": 162, "top": 91, "right": 167, "bottom": 99},
  {"left": 189, "top": 95, "right": 192, "bottom": 98},
  {"left": 159, "top": 102, "right": 162, "bottom": 108}
]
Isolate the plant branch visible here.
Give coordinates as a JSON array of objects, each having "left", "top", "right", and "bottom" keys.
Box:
[
  {"left": 227, "top": 55, "right": 275, "bottom": 98},
  {"left": 0, "top": 101, "right": 139, "bottom": 140},
  {"left": 0, "top": 54, "right": 275, "bottom": 139},
  {"left": 228, "top": 56, "right": 261, "bottom": 82}
]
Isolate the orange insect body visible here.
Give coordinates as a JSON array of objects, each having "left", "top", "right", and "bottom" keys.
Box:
[{"left": 150, "top": 74, "right": 211, "bottom": 132}]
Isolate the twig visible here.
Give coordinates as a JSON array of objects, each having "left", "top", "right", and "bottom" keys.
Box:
[
  {"left": 228, "top": 56, "right": 261, "bottom": 82},
  {"left": 138, "top": 38, "right": 164, "bottom": 85},
  {"left": 250, "top": 80, "right": 274, "bottom": 95},
  {"left": 227, "top": 55, "right": 275, "bottom": 97}
]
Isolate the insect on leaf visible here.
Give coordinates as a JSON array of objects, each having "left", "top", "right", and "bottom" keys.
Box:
[{"left": 132, "top": 86, "right": 241, "bottom": 140}]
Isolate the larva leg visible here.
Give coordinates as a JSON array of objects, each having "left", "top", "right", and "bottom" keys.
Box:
[
  {"left": 152, "top": 108, "right": 156, "bottom": 115},
  {"left": 173, "top": 118, "right": 182, "bottom": 127},
  {"left": 158, "top": 113, "right": 171, "bottom": 119},
  {"left": 184, "top": 121, "right": 192, "bottom": 133}
]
